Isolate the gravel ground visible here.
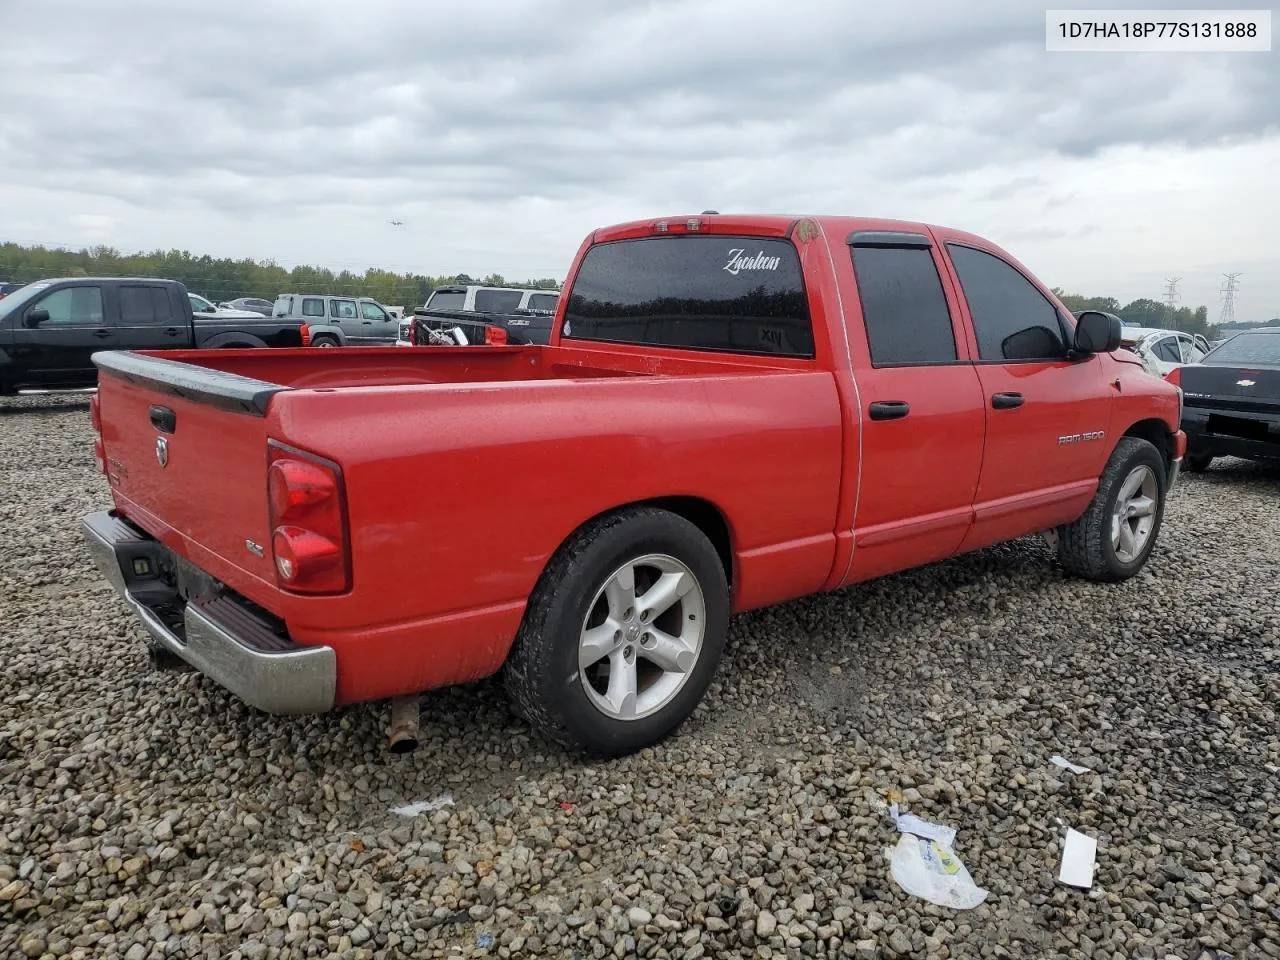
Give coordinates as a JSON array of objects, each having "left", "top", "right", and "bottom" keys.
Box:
[{"left": 1, "top": 392, "right": 1278, "bottom": 960}]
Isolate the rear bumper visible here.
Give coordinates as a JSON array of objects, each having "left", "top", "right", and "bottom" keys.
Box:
[
  {"left": 81, "top": 510, "right": 336, "bottom": 714},
  {"left": 1182, "top": 407, "right": 1280, "bottom": 463}
]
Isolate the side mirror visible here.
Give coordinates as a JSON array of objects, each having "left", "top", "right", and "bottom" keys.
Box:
[
  {"left": 25, "top": 308, "right": 50, "bottom": 328},
  {"left": 1073, "top": 310, "right": 1123, "bottom": 355}
]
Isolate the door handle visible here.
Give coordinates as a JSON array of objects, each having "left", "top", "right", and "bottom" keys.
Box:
[
  {"left": 361, "top": 321, "right": 372, "bottom": 325},
  {"left": 868, "top": 400, "right": 910, "bottom": 421},
  {"left": 164, "top": 327, "right": 180, "bottom": 336},
  {"left": 991, "top": 392, "right": 1024, "bottom": 409},
  {"left": 148, "top": 404, "right": 177, "bottom": 434},
  {"left": 92, "top": 329, "right": 112, "bottom": 339}
]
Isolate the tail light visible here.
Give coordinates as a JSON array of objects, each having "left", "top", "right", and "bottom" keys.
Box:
[
  {"left": 89, "top": 392, "right": 101, "bottom": 432},
  {"left": 89, "top": 394, "right": 107, "bottom": 474},
  {"left": 485, "top": 325, "right": 508, "bottom": 345},
  {"left": 267, "top": 441, "right": 350, "bottom": 594},
  {"left": 93, "top": 438, "right": 106, "bottom": 475},
  {"left": 300, "top": 322, "right": 311, "bottom": 347},
  {"left": 1164, "top": 367, "right": 1181, "bottom": 387},
  {"left": 409, "top": 319, "right": 418, "bottom": 345}
]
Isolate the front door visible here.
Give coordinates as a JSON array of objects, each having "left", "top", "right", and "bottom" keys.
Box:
[
  {"left": 938, "top": 240, "right": 1113, "bottom": 551},
  {"left": 10, "top": 284, "right": 113, "bottom": 388},
  {"left": 359, "top": 300, "right": 397, "bottom": 343},
  {"left": 837, "top": 235, "right": 988, "bottom": 584}
]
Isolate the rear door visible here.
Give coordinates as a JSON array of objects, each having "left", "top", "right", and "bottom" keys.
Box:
[
  {"left": 839, "top": 232, "right": 987, "bottom": 583},
  {"left": 938, "top": 239, "right": 1112, "bottom": 550},
  {"left": 10, "top": 283, "right": 112, "bottom": 387},
  {"left": 328, "top": 298, "right": 362, "bottom": 341},
  {"left": 114, "top": 283, "right": 190, "bottom": 350}
]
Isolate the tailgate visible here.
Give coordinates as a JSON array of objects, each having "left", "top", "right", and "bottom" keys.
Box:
[
  {"left": 1180, "top": 364, "right": 1280, "bottom": 413},
  {"left": 95, "top": 352, "right": 285, "bottom": 600}
]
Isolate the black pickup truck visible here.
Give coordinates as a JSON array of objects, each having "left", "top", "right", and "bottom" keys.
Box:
[{"left": 0, "top": 277, "right": 311, "bottom": 394}]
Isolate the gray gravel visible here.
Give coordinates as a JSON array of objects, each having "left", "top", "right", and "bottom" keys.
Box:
[{"left": 2, "top": 392, "right": 1278, "bottom": 960}]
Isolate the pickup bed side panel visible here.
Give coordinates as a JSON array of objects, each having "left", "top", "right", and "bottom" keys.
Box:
[{"left": 270, "top": 372, "right": 844, "bottom": 703}]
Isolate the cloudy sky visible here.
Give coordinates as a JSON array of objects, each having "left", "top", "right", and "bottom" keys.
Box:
[{"left": 1, "top": 0, "right": 1275, "bottom": 320}]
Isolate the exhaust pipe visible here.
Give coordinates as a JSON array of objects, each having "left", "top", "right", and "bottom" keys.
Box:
[{"left": 388, "top": 695, "right": 420, "bottom": 753}]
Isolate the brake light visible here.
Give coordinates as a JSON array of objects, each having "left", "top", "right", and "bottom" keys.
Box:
[
  {"left": 300, "top": 322, "right": 311, "bottom": 347},
  {"left": 93, "top": 438, "right": 106, "bottom": 475},
  {"left": 485, "top": 325, "right": 508, "bottom": 345},
  {"left": 410, "top": 319, "right": 418, "bottom": 346},
  {"left": 1164, "top": 367, "right": 1181, "bottom": 387},
  {"left": 89, "top": 392, "right": 101, "bottom": 432},
  {"left": 267, "top": 442, "right": 349, "bottom": 594}
]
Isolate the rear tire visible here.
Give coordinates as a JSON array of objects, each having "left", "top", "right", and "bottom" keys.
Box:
[
  {"left": 502, "top": 507, "right": 729, "bottom": 757},
  {"left": 1057, "top": 436, "right": 1167, "bottom": 583},
  {"left": 1183, "top": 451, "right": 1213, "bottom": 473}
]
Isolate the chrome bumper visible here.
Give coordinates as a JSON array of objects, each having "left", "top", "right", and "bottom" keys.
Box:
[{"left": 81, "top": 511, "right": 336, "bottom": 714}]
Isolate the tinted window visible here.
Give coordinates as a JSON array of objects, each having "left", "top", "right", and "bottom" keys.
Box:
[
  {"left": 301, "top": 298, "right": 324, "bottom": 317},
  {"left": 1204, "top": 332, "right": 1280, "bottom": 365},
  {"left": 850, "top": 246, "right": 956, "bottom": 365},
  {"left": 188, "top": 293, "right": 214, "bottom": 313},
  {"left": 119, "top": 286, "right": 170, "bottom": 324},
  {"left": 360, "top": 301, "right": 387, "bottom": 321},
  {"left": 35, "top": 286, "right": 104, "bottom": 325},
  {"left": 1154, "top": 337, "right": 1182, "bottom": 363},
  {"left": 528, "top": 293, "right": 559, "bottom": 312},
  {"left": 330, "top": 299, "right": 358, "bottom": 319},
  {"left": 427, "top": 290, "right": 465, "bottom": 310},
  {"left": 947, "top": 244, "right": 1067, "bottom": 361},
  {"left": 563, "top": 235, "right": 814, "bottom": 357},
  {"left": 475, "top": 289, "right": 522, "bottom": 313}
]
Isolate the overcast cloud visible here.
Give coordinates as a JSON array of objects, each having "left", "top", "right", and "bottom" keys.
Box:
[{"left": 0, "top": 0, "right": 1275, "bottom": 318}]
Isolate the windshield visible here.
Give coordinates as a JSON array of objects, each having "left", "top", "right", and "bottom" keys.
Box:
[
  {"left": 0, "top": 280, "right": 54, "bottom": 321},
  {"left": 1203, "top": 331, "right": 1280, "bottom": 365}
]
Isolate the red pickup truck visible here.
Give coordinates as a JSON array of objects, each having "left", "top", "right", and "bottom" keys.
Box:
[{"left": 81, "top": 213, "right": 1186, "bottom": 757}]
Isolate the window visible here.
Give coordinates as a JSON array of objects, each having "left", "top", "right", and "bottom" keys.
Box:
[
  {"left": 188, "top": 293, "right": 215, "bottom": 313},
  {"left": 528, "top": 293, "right": 559, "bottom": 312},
  {"left": 119, "top": 286, "right": 171, "bottom": 324},
  {"left": 330, "top": 299, "right": 358, "bottom": 319},
  {"left": 1154, "top": 337, "right": 1182, "bottom": 364},
  {"left": 1182, "top": 338, "right": 1207, "bottom": 363},
  {"left": 1203, "top": 332, "right": 1280, "bottom": 365},
  {"left": 475, "top": 289, "right": 523, "bottom": 314},
  {"left": 946, "top": 244, "right": 1067, "bottom": 361},
  {"left": 301, "top": 298, "right": 324, "bottom": 317},
  {"left": 849, "top": 245, "right": 956, "bottom": 365},
  {"left": 427, "top": 290, "right": 465, "bottom": 310},
  {"left": 562, "top": 235, "right": 814, "bottom": 358},
  {"left": 360, "top": 301, "right": 388, "bottom": 321},
  {"left": 273, "top": 296, "right": 292, "bottom": 316},
  {"left": 34, "top": 286, "right": 104, "bottom": 325}
]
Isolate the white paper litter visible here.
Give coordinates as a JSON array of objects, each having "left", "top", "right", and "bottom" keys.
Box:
[
  {"left": 391, "top": 793, "right": 454, "bottom": 817},
  {"left": 889, "top": 803, "right": 957, "bottom": 847},
  {"left": 884, "top": 803, "right": 987, "bottom": 909},
  {"left": 1059, "top": 828, "right": 1097, "bottom": 888},
  {"left": 1050, "top": 755, "right": 1092, "bottom": 775}
]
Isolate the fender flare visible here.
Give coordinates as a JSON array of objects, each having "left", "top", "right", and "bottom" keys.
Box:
[{"left": 201, "top": 331, "right": 269, "bottom": 349}]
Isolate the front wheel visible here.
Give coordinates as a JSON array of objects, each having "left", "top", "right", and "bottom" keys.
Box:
[
  {"left": 312, "top": 336, "right": 339, "bottom": 347},
  {"left": 502, "top": 507, "right": 729, "bottom": 757},
  {"left": 1057, "top": 436, "right": 1167, "bottom": 583}
]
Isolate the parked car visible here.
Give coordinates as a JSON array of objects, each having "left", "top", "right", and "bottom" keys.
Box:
[
  {"left": 1166, "top": 327, "right": 1280, "bottom": 471},
  {"left": 273, "top": 294, "right": 397, "bottom": 345},
  {"left": 79, "top": 214, "right": 1183, "bottom": 758},
  {"left": 0, "top": 281, "right": 25, "bottom": 300},
  {"left": 1118, "top": 326, "right": 1211, "bottom": 378},
  {"left": 0, "top": 277, "right": 316, "bottom": 393},
  {"left": 188, "top": 292, "right": 270, "bottom": 321},
  {"left": 396, "top": 285, "right": 560, "bottom": 346},
  {"left": 219, "top": 297, "right": 276, "bottom": 317}
]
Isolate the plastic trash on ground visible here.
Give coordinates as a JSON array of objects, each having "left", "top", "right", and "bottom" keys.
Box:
[
  {"left": 884, "top": 804, "right": 989, "bottom": 909},
  {"left": 391, "top": 793, "right": 454, "bottom": 817}
]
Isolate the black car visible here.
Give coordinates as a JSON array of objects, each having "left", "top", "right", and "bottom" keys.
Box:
[
  {"left": 1171, "top": 327, "right": 1280, "bottom": 471},
  {"left": 0, "top": 277, "right": 312, "bottom": 394}
]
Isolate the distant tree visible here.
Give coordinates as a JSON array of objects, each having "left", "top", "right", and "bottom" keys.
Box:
[{"left": 1117, "top": 298, "right": 1168, "bottom": 328}]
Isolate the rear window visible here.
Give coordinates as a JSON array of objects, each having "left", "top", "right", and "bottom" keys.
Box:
[
  {"left": 528, "top": 293, "right": 559, "bottom": 312},
  {"left": 301, "top": 298, "right": 325, "bottom": 317},
  {"left": 475, "top": 289, "right": 523, "bottom": 313},
  {"left": 273, "top": 296, "right": 292, "bottom": 316},
  {"left": 1205, "top": 332, "right": 1280, "bottom": 364},
  {"left": 562, "top": 235, "right": 814, "bottom": 358},
  {"left": 427, "top": 290, "right": 465, "bottom": 311}
]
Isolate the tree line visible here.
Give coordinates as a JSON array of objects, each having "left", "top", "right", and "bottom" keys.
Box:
[
  {"left": 0, "top": 243, "right": 561, "bottom": 308},
  {"left": 1051, "top": 289, "right": 1218, "bottom": 338}
]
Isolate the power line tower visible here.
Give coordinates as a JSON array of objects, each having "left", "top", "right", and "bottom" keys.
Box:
[
  {"left": 1219, "top": 273, "right": 1241, "bottom": 327},
  {"left": 1162, "top": 277, "right": 1181, "bottom": 327}
]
